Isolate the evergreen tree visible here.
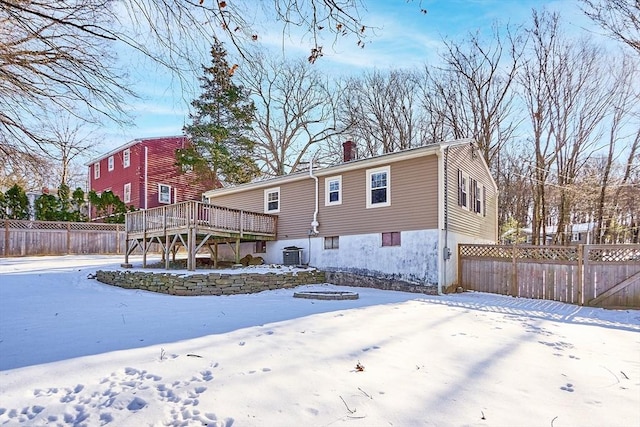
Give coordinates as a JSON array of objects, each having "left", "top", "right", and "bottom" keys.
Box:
[
  {"left": 34, "top": 193, "right": 60, "bottom": 221},
  {"left": 5, "top": 184, "right": 30, "bottom": 220},
  {"left": 178, "top": 40, "right": 259, "bottom": 185},
  {"left": 0, "top": 191, "right": 6, "bottom": 219},
  {"left": 89, "top": 190, "right": 130, "bottom": 223},
  {"left": 57, "top": 183, "right": 72, "bottom": 219},
  {"left": 35, "top": 186, "right": 88, "bottom": 222},
  {"left": 69, "top": 187, "right": 88, "bottom": 222}
]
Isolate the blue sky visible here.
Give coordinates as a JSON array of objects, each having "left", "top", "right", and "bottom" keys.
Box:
[{"left": 99, "top": 0, "right": 599, "bottom": 155}]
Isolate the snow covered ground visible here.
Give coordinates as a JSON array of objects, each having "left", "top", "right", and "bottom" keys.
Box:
[{"left": 0, "top": 255, "right": 639, "bottom": 427}]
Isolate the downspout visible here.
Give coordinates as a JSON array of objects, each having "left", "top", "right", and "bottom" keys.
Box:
[
  {"left": 308, "top": 157, "right": 319, "bottom": 266},
  {"left": 309, "top": 158, "right": 319, "bottom": 234},
  {"left": 144, "top": 146, "right": 148, "bottom": 209},
  {"left": 440, "top": 146, "right": 451, "bottom": 295}
]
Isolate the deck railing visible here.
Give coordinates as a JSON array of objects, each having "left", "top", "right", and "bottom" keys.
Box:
[{"left": 125, "top": 201, "right": 277, "bottom": 237}]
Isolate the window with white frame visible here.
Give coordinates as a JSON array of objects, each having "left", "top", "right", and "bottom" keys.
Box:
[
  {"left": 366, "top": 166, "right": 390, "bottom": 208},
  {"left": 325, "top": 176, "right": 342, "bottom": 206},
  {"left": 108, "top": 156, "right": 114, "bottom": 171},
  {"left": 123, "top": 183, "right": 131, "bottom": 203},
  {"left": 470, "top": 178, "right": 482, "bottom": 214},
  {"left": 457, "top": 169, "right": 467, "bottom": 208},
  {"left": 93, "top": 162, "right": 100, "bottom": 179},
  {"left": 158, "top": 184, "right": 171, "bottom": 204},
  {"left": 123, "top": 148, "right": 131, "bottom": 168},
  {"left": 264, "top": 187, "right": 280, "bottom": 213}
]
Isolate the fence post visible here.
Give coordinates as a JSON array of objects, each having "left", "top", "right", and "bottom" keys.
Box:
[
  {"left": 578, "top": 244, "right": 584, "bottom": 306},
  {"left": 116, "top": 224, "right": 121, "bottom": 255},
  {"left": 457, "top": 244, "right": 462, "bottom": 289},
  {"left": 510, "top": 244, "right": 518, "bottom": 296},
  {"left": 66, "top": 222, "right": 71, "bottom": 254},
  {"left": 4, "top": 220, "right": 8, "bottom": 257}
]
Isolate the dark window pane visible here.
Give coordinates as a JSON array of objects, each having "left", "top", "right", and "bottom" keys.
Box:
[{"left": 372, "top": 188, "right": 387, "bottom": 204}]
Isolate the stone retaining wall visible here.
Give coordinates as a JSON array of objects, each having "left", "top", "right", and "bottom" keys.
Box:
[{"left": 96, "top": 269, "right": 326, "bottom": 296}]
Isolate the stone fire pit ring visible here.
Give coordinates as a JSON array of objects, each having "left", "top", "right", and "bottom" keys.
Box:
[{"left": 293, "top": 290, "right": 359, "bottom": 300}]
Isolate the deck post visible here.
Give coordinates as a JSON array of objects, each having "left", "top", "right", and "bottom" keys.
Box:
[
  {"left": 214, "top": 241, "right": 218, "bottom": 268},
  {"left": 123, "top": 219, "right": 129, "bottom": 265},
  {"left": 142, "top": 210, "right": 147, "bottom": 268},
  {"left": 235, "top": 237, "right": 240, "bottom": 264},
  {"left": 164, "top": 232, "right": 170, "bottom": 270}
]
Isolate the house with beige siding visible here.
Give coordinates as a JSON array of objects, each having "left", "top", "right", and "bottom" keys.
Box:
[{"left": 203, "top": 139, "right": 498, "bottom": 293}]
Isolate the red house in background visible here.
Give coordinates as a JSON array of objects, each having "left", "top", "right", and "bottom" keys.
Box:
[{"left": 86, "top": 135, "right": 213, "bottom": 220}]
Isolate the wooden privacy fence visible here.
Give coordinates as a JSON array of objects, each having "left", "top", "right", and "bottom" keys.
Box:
[
  {"left": 2, "top": 219, "right": 125, "bottom": 256},
  {"left": 458, "top": 244, "right": 640, "bottom": 309}
]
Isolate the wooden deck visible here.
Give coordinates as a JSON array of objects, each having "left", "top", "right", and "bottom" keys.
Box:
[{"left": 124, "top": 201, "right": 277, "bottom": 270}]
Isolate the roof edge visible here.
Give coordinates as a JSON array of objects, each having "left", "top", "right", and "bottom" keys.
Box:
[
  {"left": 204, "top": 138, "right": 475, "bottom": 198},
  {"left": 85, "top": 135, "right": 186, "bottom": 165}
]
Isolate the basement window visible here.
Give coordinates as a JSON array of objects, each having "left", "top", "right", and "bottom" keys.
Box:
[
  {"left": 255, "top": 241, "right": 267, "bottom": 253},
  {"left": 324, "top": 236, "right": 339, "bottom": 249},
  {"left": 382, "top": 232, "right": 401, "bottom": 247}
]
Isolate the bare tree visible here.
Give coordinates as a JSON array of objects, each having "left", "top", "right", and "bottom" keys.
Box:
[
  {"left": 590, "top": 55, "right": 639, "bottom": 242},
  {"left": 436, "top": 24, "right": 524, "bottom": 168},
  {"left": 416, "top": 67, "right": 456, "bottom": 144},
  {"left": 519, "top": 10, "right": 560, "bottom": 245},
  {"left": 338, "top": 69, "right": 426, "bottom": 157},
  {"left": 581, "top": 0, "right": 640, "bottom": 53},
  {"left": 496, "top": 151, "right": 533, "bottom": 233},
  {"left": 0, "top": 0, "right": 133, "bottom": 147},
  {"left": 35, "top": 113, "right": 100, "bottom": 188},
  {"left": 0, "top": 141, "right": 51, "bottom": 192},
  {"left": 516, "top": 10, "right": 637, "bottom": 245},
  {"left": 1, "top": 0, "right": 379, "bottom": 150},
  {"left": 612, "top": 131, "right": 639, "bottom": 243},
  {"left": 546, "top": 39, "right": 613, "bottom": 245},
  {"left": 239, "top": 54, "right": 345, "bottom": 176}
]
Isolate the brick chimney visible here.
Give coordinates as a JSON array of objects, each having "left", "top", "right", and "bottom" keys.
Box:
[{"left": 343, "top": 140, "right": 357, "bottom": 162}]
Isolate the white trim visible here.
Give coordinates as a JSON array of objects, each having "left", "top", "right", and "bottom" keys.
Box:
[
  {"left": 324, "top": 175, "right": 342, "bottom": 206},
  {"left": 144, "top": 146, "right": 148, "bottom": 209},
  {"left": 158, "top": 183, "right": 171, "bottom": 204},
  {"left": 366, "top": 165, "right": 391, "bottom": 209},
  {"left": 123, "top": 183, "right": 131, "bottom": 203},
  {"left": 84, "top": 135, "right": 185, "bottom": 165},
  {"left": 107, "top": 156, "right": 114, "bottom": 171},
  {"left": 264, "top": 187, "right": 280, "bottom": 213},
  {"left": 123, "top": 148, "right": 131, "bottom": 168}
]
